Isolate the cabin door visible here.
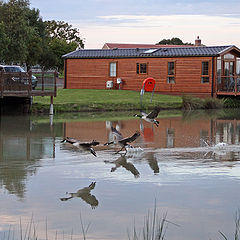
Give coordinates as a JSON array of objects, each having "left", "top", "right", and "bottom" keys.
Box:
[{"left": 223, "top": 60, "right": 235, "bottom": 91}]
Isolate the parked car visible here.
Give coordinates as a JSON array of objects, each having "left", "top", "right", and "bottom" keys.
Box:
[{"left": 0, "top": 65, "right": 38, "bottom": 89}]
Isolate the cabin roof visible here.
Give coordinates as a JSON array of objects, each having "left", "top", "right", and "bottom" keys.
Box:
[
  {"left": 102, "top": 43, "right": 194, "bottom": 49},
  {"left": 63, "top": 45, "right": 238, "bottom": 59}
]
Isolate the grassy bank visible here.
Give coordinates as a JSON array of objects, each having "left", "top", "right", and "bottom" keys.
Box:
[{"left": 32, "top": 89, "right": 183, "bottom": 113}]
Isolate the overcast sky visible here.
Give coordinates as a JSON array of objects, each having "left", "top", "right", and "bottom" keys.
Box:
[{"left": 30, "top": 0, "right": 240, "bottom": 49}]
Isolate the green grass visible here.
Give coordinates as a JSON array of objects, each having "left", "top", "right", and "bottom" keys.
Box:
[{"left": 32, "top": 89, "right": 183, "bottom": 113}]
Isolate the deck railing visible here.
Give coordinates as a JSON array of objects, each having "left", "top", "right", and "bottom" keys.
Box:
[
  {"left": 31, "top": 71, "right": 57, "bottom": 96},
  {"left": 0, "top": 71, "right": 57, "bottom": 97},
  {"left": 217, "top": 76, "right": 240, "bottom": 94}
]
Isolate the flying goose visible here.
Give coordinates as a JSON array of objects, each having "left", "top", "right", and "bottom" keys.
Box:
[
  {"left": 61, "top": 137, "right": 99, "bottom": 157},
  {"left": 134, "top": 107, "right": 160, "bottom": 127},
  {"left": 104, "top": 127, "right": 140, "bottom": 154}
]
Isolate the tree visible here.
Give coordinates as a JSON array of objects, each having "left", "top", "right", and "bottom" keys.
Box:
[
  {"left": 0, "top": 23, "right": 10, "bottom": 62},
  {"left": 0, "top": 0, "right": 32, "bottom": 64},
  {"left": 39, "top": 20, "right": 84, "bottom": 71},
  {"left": 45, "top": 20, "right": 84, "bottom": 49},
  {"left": 0, "top": 0, "right": 85, "bottom": 71},
  {"left": 157, "top": 37, "right": 193, "bottom": 45},
  {"left": 24, "top": 8, "right": 48, "bottom": 70},
  {"left": 39, "top": 38, "right": 78, "bottom": 71}
]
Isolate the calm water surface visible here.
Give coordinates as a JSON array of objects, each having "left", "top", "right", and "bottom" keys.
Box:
[{"left": 1, "top": 110, "right": 240, "bottom": 240}]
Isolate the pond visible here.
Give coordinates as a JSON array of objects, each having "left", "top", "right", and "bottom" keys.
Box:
[{"left": 0, "top": 109, "right": 240, "bottom": 240}]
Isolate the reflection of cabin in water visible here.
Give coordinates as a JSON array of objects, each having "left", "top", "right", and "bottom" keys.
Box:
[
  {"left": 62, "top": 116, "right": 240, "bottom": 149},
  {"left": 63, "top": 37, "right": 240, "bottom": 97}
]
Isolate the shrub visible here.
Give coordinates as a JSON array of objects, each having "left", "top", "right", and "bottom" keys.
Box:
[
  {"left": 223, "top": 98, "right": 240, "bottom": 108},
  {"left": 203, "top": 97, "right": 224, "bottom": 109},
  {"left": 182, "top": 95, "right": 223, "bottom": 110},
  {"left": 182, "top": 95, "right": 204, "bottom": 110}
]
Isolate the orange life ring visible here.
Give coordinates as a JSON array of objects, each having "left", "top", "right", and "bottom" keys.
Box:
[{"left": 142, "top": 78, "right": 156, "bottom": 92}]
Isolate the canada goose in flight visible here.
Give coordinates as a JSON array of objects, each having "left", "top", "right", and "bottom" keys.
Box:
[
  {"left": 61, "top": 137, "right": 99, "bottom": 157},
  {"left": 134, "top": 107, "right": 160, "bottom": 127},
  {"left": 60, "top": 182, "right": 98, "bottom": 209},
  {"left": 104, "top": 154, "right": 140, "bottom": 178},
  {"left": 104, "top": 127, "right": 140, "bottom": 154}
]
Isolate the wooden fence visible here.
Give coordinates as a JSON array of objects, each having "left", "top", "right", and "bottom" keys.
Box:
[{"left": 0, "top": 71, "right": 57, "bottom": 97}]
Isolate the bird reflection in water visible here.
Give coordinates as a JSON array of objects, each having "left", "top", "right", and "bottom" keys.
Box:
[
  {"left": 60, "top": 182, "right": 98, "bottom": 209},
  {"left": 145, "top": 152, "right": 159, "bottom": 174},
  {"left": 104, "top": 154, "right": 140, "bottom": 178}
]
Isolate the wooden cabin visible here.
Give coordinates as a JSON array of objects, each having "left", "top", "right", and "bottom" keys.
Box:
[{"left": 63, "top": 44, "right": 240, "bottom": 98}]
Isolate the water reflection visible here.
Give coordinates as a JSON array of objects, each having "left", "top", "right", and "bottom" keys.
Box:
[
  {"left": 145, "top": 152, "right": 160, "bottom": 174},
  {"left": 104, "top": 154, "right": 140, "bottom": 178},
  {"left": 1, "top": 110, "right": 240, "bottom": 240},
  {"left": 0, "top": 115, "right": 60, "bottom": 199},
  {"left": 60, "top": 182, "right": 98, "bottom": 209}
]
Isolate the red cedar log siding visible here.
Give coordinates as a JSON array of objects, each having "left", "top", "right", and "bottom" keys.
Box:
[{"left": 65, "top": 56, "right": 215, "bottom": 97}]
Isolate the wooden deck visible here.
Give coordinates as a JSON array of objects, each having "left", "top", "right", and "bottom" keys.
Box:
[
  {"left": 216, "top": 91, "right": 240, "bottom": 96},
  {"left": 0, "top": 71, "right": 57, "bottom": 98}
]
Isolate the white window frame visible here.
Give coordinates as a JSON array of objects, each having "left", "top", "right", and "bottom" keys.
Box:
[{"left": 109, "top": 62, "right": 117, "bottom": 77}]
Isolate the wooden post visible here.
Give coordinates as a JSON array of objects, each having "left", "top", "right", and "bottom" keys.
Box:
[
  {"left": 54, "top": 71, "right": 57, "bottom": 97},
  {"left": 235, "top": 76, "right": 237, "bottom": 96},
  {"left": 42, "top": 71, "right": 44, "bottom": 91},
  {"left": 0, "top": 71, "right": 3, "bottom": 98},
  {"left": 28, "top": 70, "right": 32, "bottom": 97},
  {"left": 50, "top": 96, "right": 54, "bottom": 115}
]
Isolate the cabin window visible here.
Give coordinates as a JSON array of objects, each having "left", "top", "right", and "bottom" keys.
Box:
[
  {"left": 217, "top": 58, "right": 221, "bottom": 76},
  {"left": 224, "top": 53, "right": 234, "bottom": 59},
  {"left": 167, "top": 62, "right": 175, "bottom": 83},
  {"left": 237, "top": 58, "right": 240, "bottom": 76},
  {"left": 217, "top": 58, "right": 222, "bottom": 84},
  {"left": 201, "top": 61, "right": 209, "bottom": 83},
  {"left": 136, "top": 63, "right": 147, "bottom": 74},
  {"left": 109, "top": 62, "right": 117, "bottom": 77}
]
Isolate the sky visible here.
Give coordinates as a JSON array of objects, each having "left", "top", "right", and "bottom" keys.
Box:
[{"left": 30, "top": 0, "right": 240, "bottom": 49}]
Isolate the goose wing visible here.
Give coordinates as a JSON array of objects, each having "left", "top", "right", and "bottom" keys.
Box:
[
  {"left": 119, "top": 131, "right": 140, "bottom": 145},
  {"left": 111, "top": 127, "right": 124, "bottom": 141},
  {"left": 80, "top": 193, "right": 99, "bottom": 208},
  {"left": 140, "top": 111, "right": 148, "bottom": 117},
  {"left": 79, "top": 140, "right": 99, "bottom": 147},
  {"left": 62, "top": 137, "right": 79, "bottom": 144},
  {"left": 146, "top": 107, "right": 160, "bottom": 119}
]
